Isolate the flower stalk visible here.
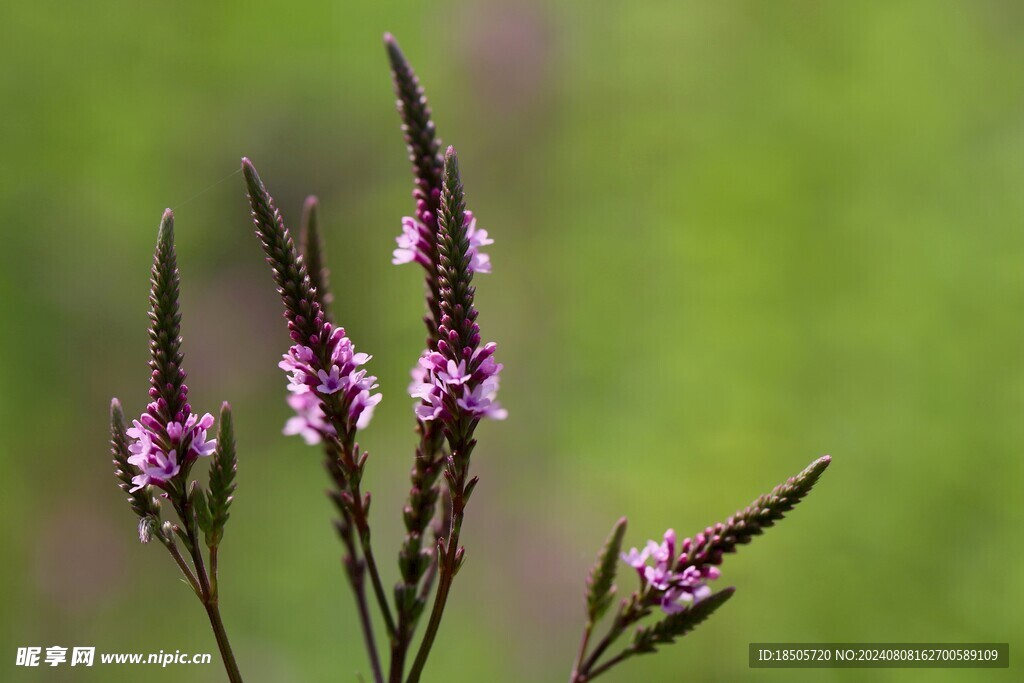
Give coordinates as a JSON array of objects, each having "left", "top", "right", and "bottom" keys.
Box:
[
  {"left": 110, "top": 209, "right": 243, "bottom": 683},
  {"left": 243, "top": 157, "right": 392, "bottom": 682},
  {"left": 385, "top": 35, "right": 500, "bottom": 683},
  {"left": 404, "top": 147, "right": 504, "bottom": 683},
  {"left": 106, "top": 36, "right": 836, "bottom": 683},
  {"left": 570, "top": 455, "right": 832, "bottom": 682}
]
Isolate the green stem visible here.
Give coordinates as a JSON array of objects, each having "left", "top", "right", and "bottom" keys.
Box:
[
  {"left": 162, "top": 540, "right": 203, "bottom": 599},
  {"left": 209, "top": 544, "right": 220, "bottom": 601},
  {"left": 405, "top": 495, "right": 465, "bottom": 683},
  {"left": 326, "top": 445, "right": 385, "bottom": 683},
  {"left": 203, "top": 599, "right": 244, "bottom": 683},
  {"left": 181, "top": 492, "right": 244, "bottom": 683},
  {"left": 351, "top": 569, "right": 385, "bottom": 683},
  {"left": 579, "top": 623, "right": 624, "bottom": 677},
  {"left": 569, "top": 622, "right": 594, "bottom": 683},
  {"left": 578, "top": 648, "right": 635, "bottom": 682},
  {"left": 333, "top": 424, "right": 397, "bottom": 641},
  {"left": 357, "top": 518, "right": 397, "bottom": 640}
]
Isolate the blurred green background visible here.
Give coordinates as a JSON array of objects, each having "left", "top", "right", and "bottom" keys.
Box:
[{"left": 2, "top": 1, "right": 1022, "bottom": 681}]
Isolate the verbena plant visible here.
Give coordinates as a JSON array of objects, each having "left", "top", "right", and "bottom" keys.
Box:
[{"left": 109, "top": 34, "right": 832, "bottom": 683}]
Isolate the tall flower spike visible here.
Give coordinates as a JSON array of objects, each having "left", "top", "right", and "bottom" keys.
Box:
[
  {"left": 385, "top": 35, "right": 496, "bottom": 348},
  {"left": 410, "top": 148, "right": 506, "bottom": 425},
  {"left": 110, "top": 209, "right": 242, "bottom": 683},
  {"left": 677, "top": 454, "right": 832, "bottom": 570},
  {"left": 244, "top": 159, "right": 380, "bottom": 436},
  {"left": 384, "top": 36, "right": 464, "bottom": 681},
  {"left": 204, "top": 402, "right": 238, "bottom": 548},
  {"left": 147, "top": 209, "right": 188, "bottom": 425},
  {"left": 300, "top": 195, "right": 332, "bottom": 316},
  {"left": 126, "top": 210, "right": 218, "bottom": 493},
  {"left": 385, "top": 32, "right": 445, "bottom": 343},
  {"left": 571, "top": 457, "right": 831, "bottom": 682},
  {"left": 242, "top": 159, "right": 326, "bottom": 349},
  {"left": 244, "top": 157, "right": 393, "bottom": 678},
  {"left": 405, "top": 148, "right": 505, "bottom": 683}
]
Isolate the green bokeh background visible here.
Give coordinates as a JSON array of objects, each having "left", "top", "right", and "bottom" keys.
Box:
[{"left": 2, "top": 1, "right": 1022, "bottom": 681}]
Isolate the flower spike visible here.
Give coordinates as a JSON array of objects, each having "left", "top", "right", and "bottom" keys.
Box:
[
  {"left": 147, "top": 209, "right": 188, "bottom": 421},
  {"left": 586, "top": 517, "right": 628, "bottom": 625},
  {"left": 243, "top": 156, "right": 393, "bottom": 680},
  {"left": 126, "top": 210, "right": 217, "bottom": 493},
  {"left": 242, "top": 159, "right": 327, "bottom": 348},
  {"left": 243, "top": 158, "right": 381, "bottom": 437},
  {"left": 300, "top": 195, "right": 332, "bottom": 316},
  {"left": 679, "top": 454, "right": 832, "bottom": 569},
  {"left": 405, "top": 148, "right": 505, "bottom": 683},
  {"left": 570, "top": 457, "right": 832, "bottom": 682},
  {"left": 109, "top": 210, "right": 242, "bottom": 683},
  {"left": 385, "top": 34, "right": 495, "bottom": 350},
  {"left": 204, "top": 402, "right": 237, "bottom": 547}
]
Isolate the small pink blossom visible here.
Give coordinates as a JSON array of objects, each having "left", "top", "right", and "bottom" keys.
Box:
[
  {"left": 392, "top": 216, "right": 432, "bottom": 267},
  {"left": 464, "top": 212, "right": 493, "bottom": 274},
  {"left": 279, "top": 326, "right": 381, "bottom": 437},
  {"left": 622, "top": 528, "right": 721, "bottom": 613},
  {"left": 126, "top": 409, "right": 217, "bottom": 491},
  {"left": 283, "top": 392, "right": 335, "bottom": 445},
  {"left": 129, "top": 448, "right": 179, "bottom": 492},
  {"left": 408, "top": 344, "right": 505, "bottom": 422},
  {"left": 392, "top": 210, "right": 494, "bottom": 274},
  {"left": 317, "top": 366, "right": 344, "bottom": 394},
  {"left": 457, "top": 377, "right": 507, "bottom": 420}
]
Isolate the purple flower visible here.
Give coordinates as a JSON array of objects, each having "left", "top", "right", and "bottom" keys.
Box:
[
  {"left": 283, "top": 392, "right": 335, "bottom": 445},
  {"left": 317, "top": 366, "right": 344, "bottom": 394},
  {"left": 622, "top": 546, "right": 650, "bottom": 569},
  {"left": 392, "top": 216, "right": 433, "bottom": 267},
  {"left": 126, "top": 417, "right": 179, "bottom": 492},
  {"left": 126, "top": 409, "right": 217, "bottom": 492},
  {"left": 349, "top": 386, "right": 383, "bottom": 430},
  {"left": 393, "top": 210, "right": 493, "bottom": 274},
  {"left": 457, "top": 377, "right": 507, "bottom": 420},
  {"left": 128, "top": 449, "right": 179, "bottom": 492},
  {"left": 409, "top": 345, "right": 506, "bottom": 423},
  {"left": 279, "top": 325, "right": 382, "bottom": 438},
  {"left": 465, "top": 211, "right": 493, "bottom": 274},
  {"left": 438, "top": 359, "right": 471, "bottom": 386},
  {"left": 622, "top": 528, "right": 721, "bottom": 614},
  {"left": 179, "top": 412, "right": 216, "bottom": 458}
]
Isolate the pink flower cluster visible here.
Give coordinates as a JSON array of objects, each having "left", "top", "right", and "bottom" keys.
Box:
[
  {"left": 392, "top": 209, "right": 492, "bottom": 274},
  {"left": 126, "top": 408, "right": 216, "bottom": 491},
  {"left": 622, "top": 529, "right": 721, "bottom": 614},
  {"left": 410, "top": 342, "right": 506, "bottom": 422},
  {"left": 279, "top": 324, "right": 381, "bottom": 442}
]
